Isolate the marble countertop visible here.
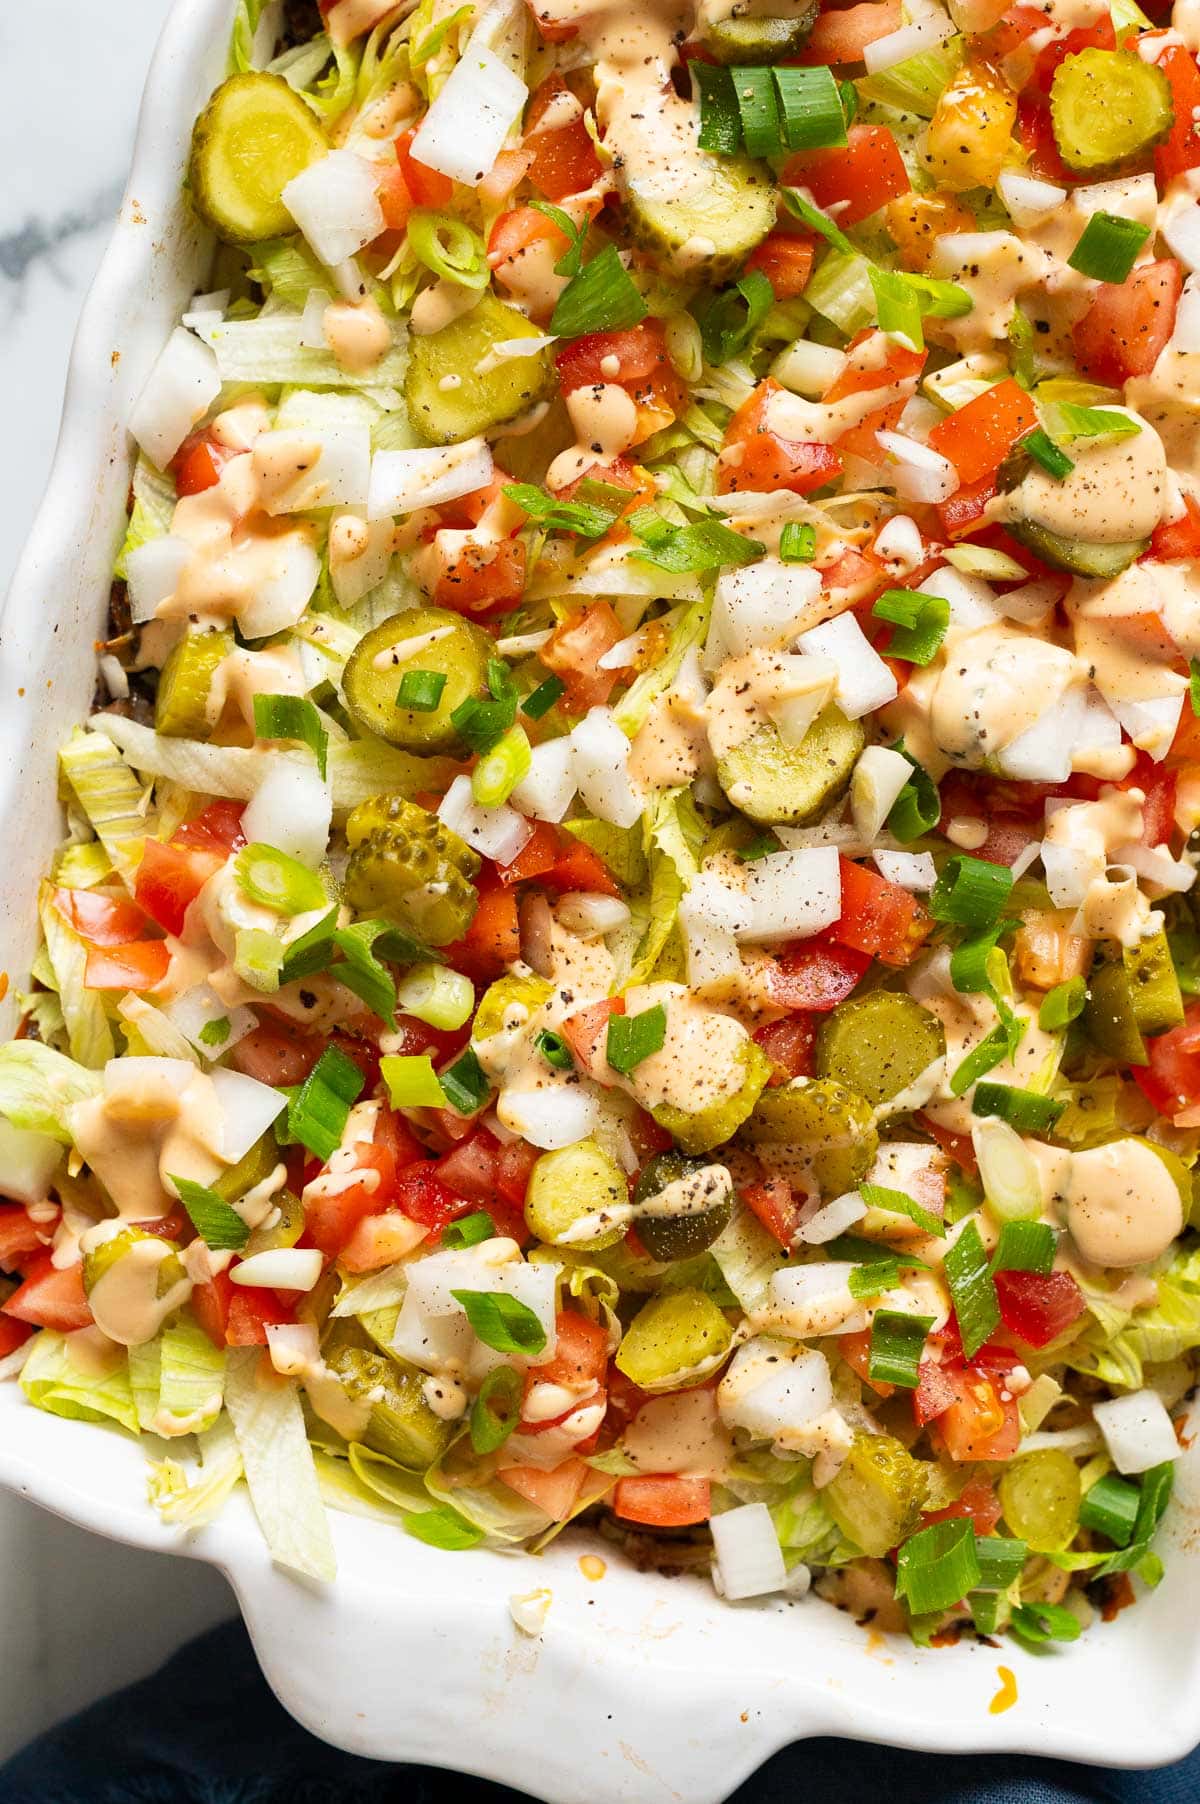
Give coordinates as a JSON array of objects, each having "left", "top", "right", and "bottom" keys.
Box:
[{"left": 0, "top": 0, "right": 233, "bottom": 1760}]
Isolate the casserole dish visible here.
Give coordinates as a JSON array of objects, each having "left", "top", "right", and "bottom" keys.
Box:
[{"left": 0, "top": 2, "right": 1198, "bottom": 1797}]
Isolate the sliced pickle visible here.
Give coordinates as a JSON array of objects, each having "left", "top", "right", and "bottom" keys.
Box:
[
  {"left": 189, "top": 72, "right": 328, "bottom": 244},
  {"left": 155, "top": 630, "right": 234, "bottom": 739},
  {"left": 342, "top": 607, "right": 491, "bottom": 752}
]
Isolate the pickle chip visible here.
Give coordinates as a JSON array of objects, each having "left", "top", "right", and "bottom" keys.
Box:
[
  {"left": 1049, "top": 47, "right": 1173, "bottom": 172},
  {"left": 189, "top": 72, "right": 328, "bottom": 244}
]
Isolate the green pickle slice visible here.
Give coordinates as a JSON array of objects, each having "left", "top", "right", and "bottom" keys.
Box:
[
  {"left": 324, "top": 1341, "right": 453, "bottom": 1470},
  {"left": 741, "top": 1076, "right": 878, "bottom": 1196},
  {"left": 825, "top": 1432, "right": 929, "bottom": 1557},
  {"left": 342, "top": 607, "right": 491, "bottom": 751},
  {"left": 344, "top": 793, "right": 480, "bottom": 946},
  {"left": 632, "top": 1151, "right": 733, "bottom": 1262},
  {"left": 405, "top": 293, "right": 557, "bottom": 444},
  {"left": 525, "top": 1140, "right": 629, "bottom": 1251},
  {"left": 1006, "top": 518, "right": 1148, "bottom": 579},
  {"left": 703, "top": 3, "right": 818, "bottom": 62},
  {"left": 816, "top": 992, "right": 946, "bottom": 1107},
  {"left": 1050, "top": 48, "right": 1173, "bottom": 172},
  {"left": 189, "top": 72, "right": 328, "bottom": 244},
  {"left": 716, "top": 706, "right": 864, "bottom": 826},
  {"left": 615, "top": 1288, "right": 733, "bottom": 1392},
  {"left": 155, "top": 630, "right": 234, "bottom": 739}
]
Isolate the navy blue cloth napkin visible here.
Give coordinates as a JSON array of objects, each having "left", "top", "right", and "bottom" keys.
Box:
[{"left": 2, "top": 1618, "right": 1196, "bottom": 1804}]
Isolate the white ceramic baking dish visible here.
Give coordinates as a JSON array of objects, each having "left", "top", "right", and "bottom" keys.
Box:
[{"left": 1, "top": 2, "right": 1198, "bottom": 1794}]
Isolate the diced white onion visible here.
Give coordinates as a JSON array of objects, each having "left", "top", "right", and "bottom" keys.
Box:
[
  {"left": 259, "top": 425, "right": 373, "bottom": 514},
  {"left": 231, "top": 1248, "right": 325, "bottom": 1291},
  {"left": 768, "top": 1264, "right": 867, "bottom": 1336},
  {"left": 1041, "top": 836, "right": 1096, "bottom": 908},
  {"left": 438, "top": 773, "right": 533, "bottom": 864},
  {"left": 1114, "top": 840, "right": 1197, "bottom": 893},
  {"left": 1162, "top": 198, "right": 1200, "bottom": 273},
  {"left": 409, "top": 44, "right": 528, "bottom": 187},
  {"left": 329, "top": 510, "right": 393, "bottom": 608},
  {"left": 766, "top": 653, "right": 837, "bottom": 746},
  {"left": 166, "top": 985, "right": 258, "bottom": 1062},
  {"left": 873, "top": 513, "right": 924, "bottom": 571},
  {"left": 1173, "top": 274, "right": 1200, "bottom": 353},
  {"left": 298, "top": 288, "right": 329, "bottom": 350},
  {"left": 735, "top": 847, "right": 841, "bottom": 944},
  {"left": 997, "top": 169, "right": 1068, "bottom": 226},
  {"left": 281, "top": 150, "right": 385, "bottom": 268},
  {"left": 124, "top": 536, "right": 193, "bottom": 624},
  {"left": 995, "top": 578, "right": 1061, "bottom": 625},
  {"left": 851, "top": 744, "right": 912, "bottom": 841},
  {"left": 680, "top": 910, "right": 743, "bottom": 987},
  {"left": 367, "top": 439, "right": 494, "bottom": 520},
  {"left": 920, "top": 563, "right": 1002, "bottom": 634},
  {"left": 404, "top": 1241, "right": 521, "bottom": 1315},
  {"left": 265, "top": 1321, "right": 320, "bottom": 1376},
  {"left": 392, "top": 1293, "right": 476, "bottom": 1371},
  {"left": 796, "top": 1190, "right": 867, "bottom": 1245},
  {"left": 234, "top": 534, "right": 322, "bottom": 639},
  {"left": 242, "top": 761, "right": 331, "bottom": 868},
  {"left": 509, "top": 737, "right": 577, "bottom": 823},
  {"left": 997, "top": 683, "right": 1089, "bottom": 783},
  {"left": 710, "top": 558, "right": 823, "bottom": 659},
  {"left": 555, "top": 893, "right": 631, "bottom": 935},
  {"left": 863, "top": 11, "right": 954, "bottom": 70},
  {"left": 875, "top": 429, "right": 959, "bottom": 504},
  {"left": 874, "top": 849, "right": 937, "bottom": 891},
  {"left": 129, "top": 328, "right": 221, "bottom": 469},
  {"left": 182, "top": 287, "right": 232, "bottom": 329},
  {"left": 104, "top": 1057, "right": 194, "bottom": 1102},
  {"left": 209, "top": 1066, "right": 288, "bottom": 1163},
  {"left": 0, "top": 1120, "right": 62, "bottom": 1206},
  {"left": 1109, "top": 691, "right": 1185, "bottom": 763},
  {"left": 569, "top": 708, "right": 642, "bottom": 829},
  {"left": 99, "top": 655, "right": 130, "bottom": 701},
  {"left": 710, "top": 1502, "right": 790, "bottom": 1601},
  {"left": 797, "top": 612, "right": 897, "bottom": 720},
  {"left": 1093, "top": 1389, "right": 1180, "bottom": 1475},
  {"left": 771, "top": 339, "right": 847, "bottom": 398},
  {"left": 501, "top": 1086, "right": 601, "bottom": 1150}
]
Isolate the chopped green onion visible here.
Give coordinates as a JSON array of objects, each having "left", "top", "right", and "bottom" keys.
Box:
[
  {"left": 289, "top": 1044, "right": 365, "bottom": 1161},
  {"left": 950, "top": 927, "right": 1005, "bottom": 997},
  {"left": 1023, "top": 427, "right": 1074, "bottom": 481},
  {"left": 990, "top": 1219, "right": 1056, "bottom": 1275},
  {"left": 779, "top": 521, "right": 817, "bottom": 563},
  {"left": 1079, "top": 1472, "right": 1140, "bottom": 1547},
  {"left": 503, "top": 482, "right": 619, "bottom": 539},
  {"left": 781, "top": 186, "right": 855, "bottom": 256},
  {"left": 944, "top": 1168, "right": 983, "bottom": 1225},
  {"left": 252, "top": 694, "right": 328, "bottom": 780},
  {"left": 1010, "top": 1600, "right": 1082, "bottom": 1644},
  {"left": 1048, "top": 402, "right": 1141, "bottom": 443},
  {"left": 929, "top": 854, "right": 1013, "bottom": 930},
  {"left": 522, "top": 675, "right": 566, "bottom": 720},
  {"left": 825, "top": 1233, "right": 929, "bottom": 1272},
  {"left": 527, "top": 199, "right": 587, "bottom": 277},
  {"left": 902, "top": 271, "right": 974, "bottom": 320},
  {"left": 549, "top": 246, "right": 647, "bottom": 338},
  {"left": 888, "top": 753, "right": 940, "bottom": 844},
  {"left": 849, "top": 1257, "right": 902, "bottom": 1299},
  {"left": 627, "top": 506, "right": 674, "bottom": 548},
  {"left": 380, "top": 1053, "right": 446, "bottom": 1110},
  {"left": 395, "top": 963, "right": 475, "bottom": 1032},
  {"left": 439, "top": 1046, "right": 489, "bottom": 1115},
  {"left": 733, "top": 64, "right": 782, "bottom": 157},
  {"left": 1009, "top": 303, "right": 1038, "bottom": 390},
  {"left": 235, "top": 844, "right": 327, "bottom": 917},
  {"left": 1039, "top": 976, "right": 1087, "bottom": 1031},
  {"left": 969, "top": 1589, "right": 1012, "bottom": 1635},
  {"left": 895, "top": 1519, "right": 981, "bottom": 1614},
  {"left": 330, "top": 919, "right": 402, "bottom": 1024},
  {"left": 871, "top": 265, "right": 924, "bottom": 352},
  {"left": 949, "top": 1024, "right": 1011, "bottom": 1096},
  {"left": 872, "top": 589, "right": 950, "bottom": 665},
  {"left": 838, "top": 77, "right": 858, "bottom": 126},
  {"left": 535, "top": 1029, "right": 574, "bottom": 1071},
  {"left": 631, "top": 519, "right": 765, "bottom": 574},
  {"left": 944, "top": 1218, "right": 999, "bottom": 1360},
  {"left": 607, "top": 1003, "right": 667, "bottom": 1075},
  {"left": 692, "top": 59, "right": 741, "bottom": 155},
  {"left": 407, "top": 208, "right": 489, "bottom": 290},
  {"left": 277, "top": 905, "right": 339, "bottom": 985},
  {"left": 397, "top": 669, "right": 448, "bottom": 712},
  {"left": 171, "top": 1174, "right": 249, "bottom": 1252},
  {"left": 233, "top": 928, "right": 283, "bottom": 994},
  {"left": 198, "top": 1016, "right": 230, "bottom": 1048},
  {"left": 469, "top": 1364, "right": 523, "bottom": 1454},
  {"left": 1067, "top": 210, "right": 1150, "bottom": 284},
  {"left": 699, "top": 268, "right": 776, "bottom": 366},
  {"left": 441, "top": 1210, "right": 496, "bottom": 1250},
  {"left": 972, "top": 1081, "right": 1065, "bottom": 1134},
  {"left": 973, "top": 1533, "right": 1028, "bottom": 1591},
  {"left": 858, "top": 1182, "right": 943, "bottom": 1236},
  {"left": 774, "top": 65, "right": 847, "bottom": 150},
  {"left": 404, "top": 1504, "right": 483, "bottom": 1550},
  {"left": 451, "top": 1289, "right": 548, "bottom": 1355},
  {"left": 868, "top": 1309, "right": 934, "bottom": 1388},
  {"left": 487, "top": 659, "right": 517, "bottom": 702},
  {"left": 450, "top": 692, "right": 517, "bottom": 756},
  {"left": 472, "top": 724, "right": 532, "bottom": 807},
  {"left": 739, "top": 832, "right": 780, "bottom": 862},
  {"left": 1134, "top": 1461, "right": 1174, "bottom": 1544}
]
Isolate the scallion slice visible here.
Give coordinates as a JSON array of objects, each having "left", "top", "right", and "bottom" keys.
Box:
[
  {"left": 1078, "top": 1472, "right": 1140, "bottom": 1547},
  {"left": 380, "top": 1052, "right": 446, "bottom": 1111},
  {"left": 549, "top": 245, "right": 647, "bottom": 337},
  {"left": 779, "top": 521, "right": 817, "bottom": 563},
  {"left": 522, "top": 675, "right": 566, "bottom": 720},
  {"left": 1010, "top": 1600, "right": 1082, "bottom": 1644},
  {"left": 943, "top": 1218, "right": 999, "bottom": 1359},
  {"left": 781, "top": 186, "right": 856, "bottom": 256},
  {"left": 441, "top": 1210, "right": 496, "bottom": 1250},
  {"left": 407, "top": 208, "right": 489, "bottom": 290},
  {"left": 948, "top": 1024, "right": 1012, "bottom": 1097},
  {"left": 451, "top": 1288, "right": 548, "bottom": 1355},
  {"left": 631, "top": 518, "right": 765, "bottom": 574},
  {"left": 503, "top": 482, "right": 620, "bottom": 539},
  {"left": 404, "top": 1505, "right": 483, "bottom": 1550},
  {"left": 439, "top": 1046, "right": 489, "bottom": 1115},
  {"left": 252, "top": 693, "right": 328, "bottom": 780},
  {"left": 1067, "top": 210, "right": 1150, "bottom": 284},
  {"left": 888, "top": 753, "right": 940, "bottom": 843},
  {"left": 397, "top": 669, "right": 448, "bottom": 712},
  {"left": 692, "top": 59, "right": 741, "bottom": 155},
  {"left": 1039, "top": 975, "right": 1087, "bottom": 1031},
  {"left": 972, "top": 1533, "right": 1028, "bottom": 1591},
  {"left": 234, "top": 844, "right": 327, "bottom": 917},
  {"left": 469, "top": 1364, "right": 523, "bottom": 1453},
  {"left": 699, "top": 269, "right": 776, "bottom": 366},
  {"left": 472, "top": 724, "right": 532, "bottom": 807},
  {"left": 929, "top": 854, "right": 1013, "bottom": 930},
  {"left": 871, "top": 265, "right": 924, "bottom": 352},
  {"left": 535, "top": 1028, "right": 574, "bottom": 1071},
  {"left": 171, "top": 1174, "right": 250, "bottom": 1252},
  {"left": 895, "top": 1519, "right": 981, "bottom": 1614},
  {"left": 606, "top": 1003, "right": 667, "bottom": 1075},
  {"left": 972, "top": 1081, "right": 1065, "bottom": 1134},
  {"left": 858, "top": 1182, "right": 942, "bottom": 1236},
  {"left": 1023, "top": 426, "right": 1074, "bottom": 481},
  {"left": 868, "top": 1309, "right": 934, "bottom": 1388},
  {"left": 450, "top": 692, "right": 517, "bottom": 756},
  {"left": 289, "top": 1044, "right": 365, "bottom": 1161},
  {"left": 872, "top": 589, "right": 950, "bottom": 665},
  {"left": 990, "top": 1219, "right": 1056, "bottom": 1275},
  {"left": 733, "top": 64, "right": 782, "bottom": 158},
  {"left": 775, "top": 65, "right": 847, "bottom": 150}
]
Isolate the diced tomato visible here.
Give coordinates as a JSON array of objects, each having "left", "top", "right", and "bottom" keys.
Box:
[
  {"left": 975, "top": 816, "right": 1039, "bottom": 869},
  {"left": 225, "top": 1289, "right": 294, "bottom": 1347},
  {"left": 613, "top": 1474, "right": 711, "bottom": 1527},
  {"left": 49, "top": 887, "right": 150, "bottom": 948},
  {"left": 840, "top": 1327, "right": 895, "bottom": 1398},
  {"left": 770, "top": 937, "right": 871, "bottom": 1011},
  {"left": 1119, "top": 751, "right": 1176, "bottom": 847},
  {"left": 822, "top": 545, "right": 891, "bottom": 601},
  {"left": 134, "top": 837, "right": 224, "bottom": 937},
  {"left": 933, "top": 1363, "right": 1021, "bottom": 1462},
  {"left": 375, "top": 162, "right": 414, "bottom": 231},
  {"left": 1151, "top": 494, "right": 1200, "bottom": 562},
  {"left": 1132, "top": 1003, "right": 1200, "bottom": 1117},
  {"left": 782, "top": 125, "right": 909, "bottom": 228},
  {"left": 917, "top": 1112, "right": 978, "bottom": 1176},
  {"left": 2, "top": 1256, "right": 92, "bottom": 1333},
  {"left": 84, "top": 940, "right": 171, "bottom": 992},
  {"left": 0, "top": 1206, "right": 46, "bottom": 1273},
  {"left": 1156, "top": 45, "right": 1200, "bottom": 184},
  {"left": 800, "top": 0, "right": 901, "bottom": 63},
  {"left": 560, "top": 997, "right": 623, "bottom": 1072},
  {"left": 994, "top": 1269, "right": 1086, "bottom": 1348},
  {"left": 0, "top": 1316, "right": 33, "bottom": 1359},
  {"left": 393, "top": 1161, "right": 469, "bottom": 1231},
  {"left": 938, "top": 473, "right": 998, "bottom": 540},
  {"left": 372, "top": 1106, "right": 427, "bottom": 1171},
  {"left": 822, "top": 329, "right": 926, "bottom": 460},
  {"left": 431, "top": 534, "right": 526, "bottom": 616},
  {"left": 339, "top": 1211, "right": 427, "bottom": 1272},
  {"left": 494, "top": 1138, "right": 539, "bottom": 1207},
  {"left": 498, "top": 1457, "right": 589, "bottom": 1520},
  {"left": 985, "top": 4, "right": 1048, "bottom": 62},
  {"left": 754, "top": 1015, "right": 816, "bottom": 1084},
  {"left": 488, "top": 205, "right": 570, "bottom": 303},
  {"left": 170, "top": 430, "right": 236, "bottom": 498},
  {"left": 744, "top": 231, "right": 816, "bottom": 300},
  {"left": 543, "top": 836, "right": 621, "bottom": 899},
  {"left": 191, "top": 1270, "right": 234, "bottom": 1348},
  {"left": 444, "top": 876, "right": 519, "bottom": 981},
  {"left": 1072, "top": 260, "right": 1182, "bottom": 386},
  {"left": 494, "top": 820, "right": 560, "bottom": 887},
  {"left": 927, "top": 379, "right": 1038, "bottom": 488},
  {"left": 555, "top": 321, "right": 686, "bottom": 418},
  {"left": 525, "top": 74, "right": 603, "bottom": 199},
  {"left": 539, "top": 600, "right": 627, "bottom": 713},
  {"left": 923, "top": 1476, "right": 1002, "bottom": 1534},
  {"left": 718, "top": 378, "right": 843, "bottom": 496},
  {"left": 174, "top": 800, "right": 246, "bottom": 854},
  {"left": 554, "top": 453, "right": 656, "bottom": 522},
  {"left": 436, "top": 1129, "right": 500, "bottom": 1202},
  {"left": 741, "top": 1174, "right": 800, "bottom": 1248},
  {"left": 304, "top": 1144, "right": 396, "bottom": 1258},
  {"left": 912, "top": 1359, "right": 956, "bottom": 1426},
  {"left": 832, "top": 856, "right": 931, "bottom": 967},
  {"left": 230, "top": 1022, "right": 322, "bottom": 1089},
  {"left": 394, "top": 128, "right": 454, "bottom": 206},
  {"left": 535, "top": 1310, "right": 610, "bottom": 1391}
]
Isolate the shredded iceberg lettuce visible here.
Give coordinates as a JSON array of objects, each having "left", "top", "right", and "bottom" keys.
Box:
[
  {"left": 58, "top": 729, "right": 148, "bottom": 887},
  {"left": 711, "top": 1205, "right": 788, "bottom": 1312},
  {"left": 193, "top": 315, "right": 408, "bottom": 395},
  {"left": 0, "top": 1042, "right": 102, "bottom": 1141},
  {"left": 1065, "top": 1251, "right": 1200, "bottom": 1388},
  {"left": 620, "top": 787, "right": 705, "bottom": 990},
  {"left": 224, "top": 1347, "right": 337, "bottom": 1582},
  {"left": 21, "top": 1331, "right": 138, "bottom": 1435},
  {"left": 148, "top": 1415, "right": 244, "bottom": 1529},
  {"left": 38, "top": 883, "right": 115, "bottom": 1070},
  {"left": 612, "top": 600, "right": 709, "bottom": 738}
]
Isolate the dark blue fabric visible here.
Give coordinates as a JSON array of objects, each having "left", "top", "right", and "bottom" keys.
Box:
[{"left": 1, "top": 1618, "right": 1197, "bottom": 1804}]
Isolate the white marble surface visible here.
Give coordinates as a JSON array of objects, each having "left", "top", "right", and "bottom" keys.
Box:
[{"left": 0, "top": 0, "right": 234, "bottom": 1762}]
